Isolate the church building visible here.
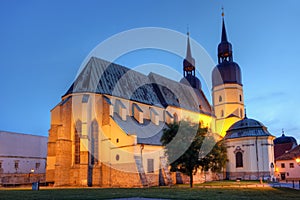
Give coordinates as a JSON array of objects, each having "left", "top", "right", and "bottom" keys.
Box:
[{"left": 46, "top": 13, "right": 274, "bottom": 187}]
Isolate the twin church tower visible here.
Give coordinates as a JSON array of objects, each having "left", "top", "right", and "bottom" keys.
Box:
[{"left": 182, "top": 13, "right": 245, "bottom": 136}]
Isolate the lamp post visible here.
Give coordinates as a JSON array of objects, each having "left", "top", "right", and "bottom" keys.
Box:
[
  {"left": 29, "top": 169, "right": 35, "bottom": 183},
  {"left": 270, "top": 162, "right": 274, "bottom": 182}
]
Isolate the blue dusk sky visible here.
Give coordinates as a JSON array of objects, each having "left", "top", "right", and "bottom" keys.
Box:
[{"left": 0, "top": 0, "right": 299, "bottom": 142}]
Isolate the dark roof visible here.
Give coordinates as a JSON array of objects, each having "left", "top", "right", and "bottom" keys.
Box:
[
  {"left": 276, "top": 145, "right": 300, "bottom": 161},
  {"left": 212, "top": 61, "right": 242, "bottom": 87},
  {"left": 274, "top": 133, "right": 298, "bottom": 145},
  {"left": 180, "top": 75, "right": 201, "bottom": 90},
  {"left": 225, "top": 117, "right": 273, "bottom": 139},
  {"left": 149, "top": 73, "right": 212, "bottom": 115},
  {"left": 274, "top": 143, "right": 295, "bottom": 160},
  {"left": 64, "top": 57, "right": 162, "bottom": 106},
  {"left": 65, "top": 57, "right": 213, "bottom": 116},
  {"left": 113, "top": 114, "right": 167, "bottom": 146}
]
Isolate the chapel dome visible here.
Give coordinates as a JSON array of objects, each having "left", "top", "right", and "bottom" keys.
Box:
[{"left": 225, "top": 117, "right": 272, "bottom": 139}]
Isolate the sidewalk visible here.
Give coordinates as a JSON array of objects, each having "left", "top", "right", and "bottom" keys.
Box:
[{"left": 270, "top": 181, "right": 300, "bottom": 190}]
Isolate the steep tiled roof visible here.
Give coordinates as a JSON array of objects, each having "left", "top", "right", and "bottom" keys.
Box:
[
  {"left": 65, "top": 57, "right": 162, "bottom": 106},
  {"left": 276, "top": 145, "right": 300, "bottom": 161},
  {"left": 65, "top": 57, "right": 213, "bottom": 115},
  {"left": 149, "top": 72, "right": 212, "bottom": 115},
  {"left": 274, "top": 143, "right": 295, "bottom": 160}
]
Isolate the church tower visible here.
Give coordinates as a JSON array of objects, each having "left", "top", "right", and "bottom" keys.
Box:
[
  {"left": 212, "top": 11, "right": 244, "bottom": 137},
  {"left": 180, "top": 32, "right": 201, "bottom": 89}
]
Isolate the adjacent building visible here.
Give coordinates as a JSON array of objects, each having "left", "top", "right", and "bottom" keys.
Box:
[{"left": 0, "top": 131, "right": 47, "bottom": 185}]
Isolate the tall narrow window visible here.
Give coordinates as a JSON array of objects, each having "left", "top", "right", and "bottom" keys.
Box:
[
  {"left": 173, "top": 113, "right": 178, "bottom": 123},
  {"left": 14, "top": 160, "right": 19, "bottom": 170},
  {"left": 236, "top": 152, "right": 243, "bottom": 168},
  {"left": 219, "top": 95, "right": 222, "bottom": 102},
  {"left": 91, "top": 120, "right": 99, "bottom": 165},
  {"left": 239, "top": 95, "right": 242, "bottom": 102},
  {"left": 221, "top": 110, "right": 224, "bottom": 117},
  {"left": 147, "top": 159, "right": 154, "bottom": 173},
  {"left": 240, "top": 109, "right": 243, "bottom": 118},
  {"left": 35, "top": 162, "right": 40, "bottom": 170},
  {"left": 75, "top": 121, "right": 82, "bottom": 164}
]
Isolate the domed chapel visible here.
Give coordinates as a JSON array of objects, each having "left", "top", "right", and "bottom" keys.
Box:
[{"left": 46, "top": 12, "right": 275, "bottom": 187}]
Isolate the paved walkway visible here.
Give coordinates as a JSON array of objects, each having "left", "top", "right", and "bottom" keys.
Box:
[{"left": 270, "top": 181, "right": 300, "bottom": 190}]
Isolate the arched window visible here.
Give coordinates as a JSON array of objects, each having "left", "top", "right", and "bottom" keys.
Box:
[
  {"left": 219, "top": 95, "right": 222, "bottom": 102},
  {"left": 173, "top": 113, "right": 178, "bottom": 123},
  {"left": 239, "top": 95, "right": 242, "bottom": 102},
  {"left": 91, "top": 120, "right": 99, "bottom": 165},
  {"left": 236, "top": 152, "right": 243, "bottom": 168},
  {"left": 75, "top": 121, "right": 82, "bottom": 164}
]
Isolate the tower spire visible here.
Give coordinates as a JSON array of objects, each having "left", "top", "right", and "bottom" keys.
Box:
[
  {"left": 186, "top": 31, "right": 192, "bottom": 59},
  {"left": 221, "top": 18, "right": 228, "bottom": 42},
  {"left": 221, "top": 6, "right": 228, "bottom": 42},
  {"left": 181, "top": 30, "right": 201, "bottom": 89},
  {"left": 217, "top": 7, "right": 233, "bottom": 64}
]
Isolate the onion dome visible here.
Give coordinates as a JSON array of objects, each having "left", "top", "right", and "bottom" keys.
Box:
[
  {"left": 212, "top": 15, "right": 242, "bottom": 87},
  {"left": 274, "top": 133, "right": 297, "bottom": 145}
]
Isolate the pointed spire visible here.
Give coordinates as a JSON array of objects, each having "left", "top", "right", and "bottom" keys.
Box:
[
  {"left": 221, "top": 7, "right": 228, "bottom": 42},
  {"left": 186, "top": 31, "right": 192, "bottom": 59},
  {"left": 217, "top": 6, "right": 233, "bottom": 64},
  {"left": 221, "top": 19, "right": 228, "bottom": 42}
]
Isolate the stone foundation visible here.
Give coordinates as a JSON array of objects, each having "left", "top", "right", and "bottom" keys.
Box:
[
  {"left": 227, "top": 171, "right": 272, "bottom": 180},
  {"left": 0, "top": 173, "right": 45, "bottom": 186}
]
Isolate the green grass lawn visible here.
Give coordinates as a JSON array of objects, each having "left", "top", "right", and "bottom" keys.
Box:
[{"left": 0, "top": 187, "right": 299, "bottom": 200}]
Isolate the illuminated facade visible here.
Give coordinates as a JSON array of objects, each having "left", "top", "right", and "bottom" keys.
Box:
[
  {"left": 46, "top": 42, "right": 215, "bottom": 186},
  {"left": 46, "top": 15, "right": 266, "bottom": 187}
]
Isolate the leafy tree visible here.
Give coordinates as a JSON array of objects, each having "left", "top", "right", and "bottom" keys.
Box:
[{"left": 161, "top": 120, "right": 227, "bottom": 187}]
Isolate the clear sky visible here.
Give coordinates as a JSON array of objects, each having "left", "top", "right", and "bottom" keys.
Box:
[{"left": 0, "top": 0, "right": 299, "bottom": 142}]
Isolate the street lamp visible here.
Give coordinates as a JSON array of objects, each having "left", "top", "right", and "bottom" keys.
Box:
[
  {"left": 296, "top": 158, "right": 300, "bottom": 166},
  {"left": 29, "top": 169, "right": 35, "bottom": 183}
]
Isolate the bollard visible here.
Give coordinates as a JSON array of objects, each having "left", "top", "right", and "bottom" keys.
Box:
[{"left": 32, "top": 182, "right": 39, "bottom": 191}]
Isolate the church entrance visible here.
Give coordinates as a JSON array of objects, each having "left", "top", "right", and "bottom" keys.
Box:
[{"left": 280, "top": 173, "right": 286, "bottom": 180}]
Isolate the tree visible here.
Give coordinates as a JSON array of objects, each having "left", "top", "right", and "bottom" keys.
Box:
[{"left": 161, "top": 120, "right": 227, "bottom": 188}]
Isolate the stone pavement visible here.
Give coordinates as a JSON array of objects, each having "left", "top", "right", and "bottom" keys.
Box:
[{"left": 270, "top": 181, "right": 300, "bottom": 190}]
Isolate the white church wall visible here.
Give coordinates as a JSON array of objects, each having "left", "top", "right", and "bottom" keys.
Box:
[{"left": 226, "top": 136, "right": 274, "bottom": 180}]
